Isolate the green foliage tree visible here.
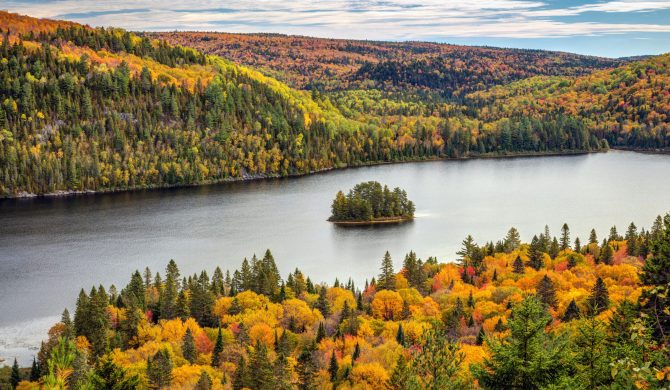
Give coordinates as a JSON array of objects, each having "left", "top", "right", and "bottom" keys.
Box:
[
  {"left": 182, "top": 328, "right": 197, "bottom": 364},
  {"left": 147, "top": 349, "right": 173, "bottom": 389},
  {"left": 472, "top": 296, "right": 571, "bottom": 389},
  {"left": 378, "top": 251, "right": 396, "bottom": 291},
  {"left": 411, "top": 328, "right": 463, "bottom": 390}
]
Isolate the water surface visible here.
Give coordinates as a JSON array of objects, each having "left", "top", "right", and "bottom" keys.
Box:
[{"left": 1, "top": 150, "right": 669, "bottom": 364}]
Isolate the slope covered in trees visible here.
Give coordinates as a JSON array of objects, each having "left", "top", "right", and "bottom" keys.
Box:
[
  {"left": 0, "top": 12, "right": 621, "bottom": 198},
  {"left": 152, "top": 32, "right": 622, "bottom": 96},
  {"left": 467, "top": 54, "right": 670, "bottom": 150},
  {"left": 9, "top": 214, "right": 670, "bottom": 388}
]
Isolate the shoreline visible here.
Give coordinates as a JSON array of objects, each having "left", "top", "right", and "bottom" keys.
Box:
[
  {"left": 329, "top": 216, "right": 414, "bottom": 226},
  {"left": 2, "top": 148, "right": 605, "bottom": 200}
]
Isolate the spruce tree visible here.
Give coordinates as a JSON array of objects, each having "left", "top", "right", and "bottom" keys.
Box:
[
  {"left": 316, "top": 287, "right": 331, "bottom": 316},
  {"left": 30, "top": 357, "right": 40, "bottom": 382},
  {"left": 589, "top": 229, "right": 598, "bottom": 244},
  {"left": 378, "top": 251, "right": 396, "bottom": 290},
  {"left": 599, "top": 243, "right": 614, "bottom": 265},
  {"left": 233, "top": 356, "right": 250, "bottom": 390},
  {"left": 182, "top": 328, "right": 197, "bottom": 364},
  {"left": 476, "top": 327, "right": 486, "bottom": 345},
  {"left": 389, "top": 354, "right": 412, "bottom": 390},
  {"left": 195, "top": 371, "right": 213, "bottom": 390},
  {"left": 396, "top": 323, "right": 405, "bottom": 346},
  {"left": 513, "top": 256, "right": 525, "bottom": 274},
  {"left": 562, "top": 299, "right": 581, "bottom": 322},
  {"left": 328, "top": 351, "right": 338, "bottom": 381},
  {"left": 211, "top": 326, "right": 224, "bottom": 367},
  {"left": 411, "top": 329, "right": 463, "bottom": 389},
  {"left": 625, "top": 222, "right": 639, "bottom": 256},
  {"left": 588, "top": 277, "right": 609, "bottom": 314},
  {"left": 560, "top": 223, "right": 570, "bottom": 250},
  {"left": 352, "top": 342, "right": 360, "bottom": 362},
  {"left": 536, "top": 275, "right": 557, "bottom": 308},
  {"left": 147, "top": 349, "right": 173, "bottom": 389},
  {"left": 574, "top": 316, "right": 609, "bottom": 388},
  {"left": 504, "top": 227, "right": 521, "bottom": 253},
  {"left": 250, "top": 341, "right": 274, "bottom": 390},
  {"left": 472, "top": 297, "right": 571, "bottom": 388},
  {"left": 639, "top": 213, "right": 670, "bottom": 338},
  {"left": 296, "top": 345, "right": 317, "bottom": 390},
  {"left": 10, "top": 358, "right": 20, "bottom": 389}
]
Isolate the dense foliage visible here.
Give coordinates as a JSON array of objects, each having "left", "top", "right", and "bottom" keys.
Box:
[
  {"left": 329, "top": 181, "right": 415, "bottom": 222},
  {"left": 7, "top": 213, "right": 670, "bottom": 389},
  {"left": 0, "top": 12, "right": 624, "bottom": 197}
]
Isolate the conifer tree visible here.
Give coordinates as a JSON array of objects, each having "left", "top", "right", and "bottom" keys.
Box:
[
  {"left": 316, "top": 287, "right": 331, "bottom": 317},
  {"left": 10, "top": 358, "right": 20, "bottom": 389},
  {"left": 639, "top": 213, "right": 670, "bottom": 338},
  {"left": 588, "top": 277, "right": 609, "bottom": 314},
  {"left": 476, "top": 327, "right": 486, "bottom": 346},
  {"left": 589, "top": 229, "right": 598, "bottom": 244},
  {"left": 504, "top": 227, "right": 521, "bottom": 253},
  {"left": 211, "top": 326, "right": 224, "bottom": 367},
  {"left": 316, "top": 322, "right": 326, "bottom": 343},
  {"left": 472, "top": 297, "right": 571, "bottom": 389},
  {"left": 389, "top": 354, "right": 412, "bottom": 390},
  {"left": 536, "top": 275, "right": 557, "bottom": 308},
  {"left": 296, "top": 345, "right": 317, "bottom": 390},
  {"left": 560, "top": 223, "right": 570, "bottom": 250},
  {"left": 396, "top": 323, "right": 405, "bottom": 346},
  {"left": 562, "top": 299, "right": 580, "bottom": 322},
  {"left": 30, "top": 357, "right": 40, "bottom": 382},
  {"left": 147, "top": 349, "right": 173, "bottom": 389},
  {"left": 513, "top": 256, "right": 525, "bottom": 274},
  {"left": 233, "top": 356, "right": 250, "bottom": 390},
  {"left": 195, "top": 371, "right": 213, "bottom": 390},
  {"left": 625, "top": 222, "right": 639, "bottom": 256},
  {"left": 412, "top": 328, "right": 463, "bottom": 389},
  {"left": 352, "top": 342, "right": 360, "bottom": 362},
  {"left": 378, "top": 251, "right": 396, "bottom": 290},
  {"left": 574, "top": 316, "right": 609, "bottom": 388},
  {"left": 250, "top": 341, "right": 274, "bottom": 390},
  {"left": 182, "top": 328, "right": 197, "bottom": 364},
  {"left": 328, "top": 351, "right": 338, "bottom": 382}
]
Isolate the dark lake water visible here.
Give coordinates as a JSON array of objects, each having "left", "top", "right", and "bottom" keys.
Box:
[{"left": 2, "top": 150, "right": 670, "bottom": 364}]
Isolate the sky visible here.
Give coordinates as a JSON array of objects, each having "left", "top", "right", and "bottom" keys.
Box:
[{"left": 2, "top": 0, "right": 670, "bottom": 58}]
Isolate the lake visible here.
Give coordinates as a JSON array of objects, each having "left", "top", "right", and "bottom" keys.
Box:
[{"left": 1, "top": 150, "right": 670, "bottom": 364}]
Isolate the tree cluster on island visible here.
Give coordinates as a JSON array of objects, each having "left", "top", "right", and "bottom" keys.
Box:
[
  {"left": 328, "top": 181, "right": 415, "bottom": 223},
  {"left": 4, "top": 213, "right": 670, "bottom": 389}
]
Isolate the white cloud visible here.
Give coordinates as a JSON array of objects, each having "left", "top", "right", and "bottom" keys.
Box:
[{"left": 2, "top": 0, "right": 670, "bottom": 42}]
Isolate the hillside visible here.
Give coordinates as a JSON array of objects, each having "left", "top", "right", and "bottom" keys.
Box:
[
  {"left": 467, "top": 54, "right": 670, "bottom": 150},
  {"left": 0, "top": 12, "right": 622, "bottom": 198},
  {"left": 7, "top": 214, "right": 670, "bottom": 388},
  {"left": 152, "top": 32, "right": 623, "bottom": 97}
]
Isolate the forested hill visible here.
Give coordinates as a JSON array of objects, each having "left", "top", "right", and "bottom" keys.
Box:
[
  {"left": 0, "top": 12, "right": 620, "bottom": 198},
  {"left": 151, "top": 32, "right": 624, "bottom": 96},
  {"left": 467, "top": 53, "right": 670, "bottom": 150}
]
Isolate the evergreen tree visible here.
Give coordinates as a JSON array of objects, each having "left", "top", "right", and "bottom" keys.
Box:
[
  {"left": 296, "top": 345, "right": 317, "bottom": 390},
  {"left": 316, "top": 287, "right": 331, "bottom": 316},
  {"left": 588, "top": 277, "right": 610, "bottom": 314},
  {"left": 90, "top": 356, "right": 141, "bottom": 389},
  {"left": 389, "top": 353, "right": 412, "bottom": 390},
  {"left": 599, "top": 243, "right": 614, "bottom": 265},
  {"left": 560, "top": 223, "right": 570, "bottom": 250},
  {"left": 274, "top": 353, "right": 293, "bottom": 390},
  {"left": 396, "top": 323, "right": 405, "bottom": 346},
  {"left": 316, "top": 322, "right": 326, "bottom": 343},
  {"left": 328, "top": 351, "right": 338, "bottom": 382},
  {"left": 182, "top": 328, "right": 197, "bottom": 364},
  {"left": 10, "top": 358, "right": 20, "bottom": 389},
  {"left": 378, "top": 251, "right": 396, "bottom": 290},
  {"left": 195, "top": 371, "right": 213, "bottom": 390},
  {"left": 30, "top": 357, "right": 40, "bottom": 382},
  {"left": 250, "top": 341, "right": 274, "bottom": 390},
  {"left": 211, "top": 326, "right": 224, "bottom": 367},
  {"left": 412, "top": 329, "right": 463, "bottom": 389},
  {"left": 147, "top": 349, "right": 173, "bottom": 389},
  {"left": 574, "top": 237, "right": 581, "bottom": 253},
  {"left": 352, "top": 342, "right": 361, "bottom": 362},
  {"left": 639, "top": 213, "right": 670, "bottom": 338},
  {"left": 512, "top": 256, "right": 525, "bottom": 274},
  {"left": 232, "top": 356, "right": 251, "bottom": 390},
  {"left": 609, "top": 226, "right": 620, "bottom": 241},
  {"left": 536, "top": 275, "right": 557, "bottom": 308},
  {"left": 589, "top": 229, "right": 598, "bottom": 244},
  {"left": 472, "top": 297, "right": 571, "bottom": 389},
  {"left": 625, "top": 222, "right": 639, "bottom": 257},
  {"left": 549, "top": 237, "right": 560, "bottom": 258},
  {"left": 504, "top": 227, "right": 521, "bottom": 253},
  {"left": 562, "top": 299, "right": 581, "bottom": 322},
  {"left": 528, "top": 235, "right": 544, "bottom": 270},
  {"left": 574, "top": 316, "right": 609, "bottom": 388},
  {"left": 476, "top": 327, "right": 486, "bottom": 346}
]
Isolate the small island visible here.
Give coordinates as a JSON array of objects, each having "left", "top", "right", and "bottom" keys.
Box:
[{"left": 328, "top": 181, "right": 415, "bottom": 225}]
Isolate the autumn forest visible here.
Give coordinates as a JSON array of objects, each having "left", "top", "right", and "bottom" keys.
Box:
[{"left": 1, "top": 8, "right": 670, "bottom": 390}]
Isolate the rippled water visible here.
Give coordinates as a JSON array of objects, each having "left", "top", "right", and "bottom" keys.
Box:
[{"left": 2, "top": 150, "right": 670, "bottom": 364}]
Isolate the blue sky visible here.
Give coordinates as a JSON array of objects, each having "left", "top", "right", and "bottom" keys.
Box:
[{"left": 3, "top": 0, "right": 670, "bottom": 57}]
